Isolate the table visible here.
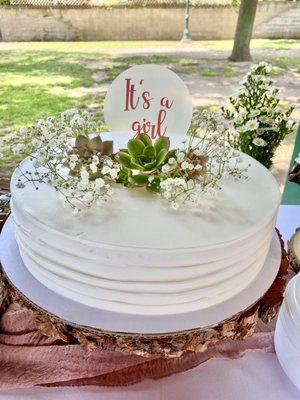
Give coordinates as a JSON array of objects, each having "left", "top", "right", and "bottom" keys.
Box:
[{"left": 0, "top": 205, "right": 299, "bottom": 400}]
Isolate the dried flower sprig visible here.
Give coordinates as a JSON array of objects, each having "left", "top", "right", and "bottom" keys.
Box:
[{"left": 6, "top": 109, "right": 120, "bottom": 213}]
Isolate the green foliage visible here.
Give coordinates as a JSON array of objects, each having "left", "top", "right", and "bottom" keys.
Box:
[
  {"left": 201, "top": 70, "right": 217, "bottom": 77},
  {"left": 117, "top": 134, "right": 171, "bottom": 190},
  {"left": 0, "top": 50, "right": 99, "bottom": 134},
  {"left": 221, "top": 62, "right": 295, "bottom": 169}
]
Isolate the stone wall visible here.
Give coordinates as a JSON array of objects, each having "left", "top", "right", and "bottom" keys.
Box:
[{"left": 0, "top": 1, "right": 298, "bottom": 41}]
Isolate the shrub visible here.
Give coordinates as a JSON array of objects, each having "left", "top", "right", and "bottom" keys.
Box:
[{"left": 221, "top": 62, "right": 296, "bottom": 169}]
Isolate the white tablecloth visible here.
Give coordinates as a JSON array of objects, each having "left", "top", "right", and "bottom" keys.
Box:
[{"left": 1, "top": 205, "right": 300, "bottom": 400}]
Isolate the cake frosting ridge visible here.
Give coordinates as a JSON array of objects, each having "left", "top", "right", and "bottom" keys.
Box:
[{"left": 10, "top": 151, "right": 281, "bottom": 316}]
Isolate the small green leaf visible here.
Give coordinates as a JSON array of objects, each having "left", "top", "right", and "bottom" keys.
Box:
[
  {"left": 139, "top": 133, "right": 152, "bottom": 147},
  {"left": 146, "top": 177, "right": 161, "bottom": 193},
  {"left": 128, "top": 139, "right": 145, "bottom": 158},
  {"left": 143, "top": 146, "right": 155, "bottom": 161},
  {"left": 154, "top": 137, "right": 170, "bottom": 154},
  {"left": 118, "top": 151, "right": 132, "bottom": 168},
  {"left": 165, "top": 149, "right": 176, "bottom": 163},
  {"left": 116, "top": 167, "right": 131, "bottom": 184},
  {"left": 131, "top": 161, "right": 145, "bottom": 171},
  {"left": 156, "top": 148, "right": 168, "bottom": 167},
  {"left": 139, "top": 155, "right": 148, "bottom": 164},
  {"left": 144, "top": 160, "right": 158, "bottom": 171},
  {"left": 130, "top": 174, "right": 149, "bottom": 186}
]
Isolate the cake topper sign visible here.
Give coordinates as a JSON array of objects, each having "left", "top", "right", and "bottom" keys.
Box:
[
  {"left": 104, "top": 64, "right": 193, "bottom": 147},
  {"left": 123, "top": 77, "right": 174, "bottom": 139}
]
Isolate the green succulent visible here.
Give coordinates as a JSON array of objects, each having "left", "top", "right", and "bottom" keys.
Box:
[
  {"left": 74, "top": 135, "right": 113, "bottom": 159},
  {"left": 117, "top": 134, "right": 172, "bottom": 189}
]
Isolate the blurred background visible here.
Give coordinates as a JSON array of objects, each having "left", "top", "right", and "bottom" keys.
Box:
[{"left": 0, "top": 0, "right": 299, "bottom": 197}]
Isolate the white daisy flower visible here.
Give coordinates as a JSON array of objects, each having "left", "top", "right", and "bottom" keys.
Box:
[
  {"left": 252, "top": 137, "right": 267, "bottom": 147},
  {"left": 245, "top": 119, "right": 259, "bottom": 131}
]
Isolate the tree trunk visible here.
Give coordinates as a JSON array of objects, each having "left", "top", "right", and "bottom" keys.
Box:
[{"left": 229, "top": 0, "right": 258, "bottom": 62}]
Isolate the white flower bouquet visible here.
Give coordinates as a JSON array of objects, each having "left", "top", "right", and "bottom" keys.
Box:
[{"left": 221, "top": 62, "right": 296, "bottom": 169}]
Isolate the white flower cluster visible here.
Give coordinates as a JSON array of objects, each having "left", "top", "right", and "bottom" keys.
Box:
[
  {"left": 221, "top": 62, "right": 295, "bottom": 168},
  {"left": 160, "top": 177, "right": 187, "bottom": 209},
  {"left": 155, "top": 119, "right": 248, "bottom": 210},
  {"left": 159, "top": 177, "right": 211, "bottom": 210},
  {"left": 64, "top": 156, "right": 118, "bottom": 214},
  {"left": 8, "top": 109, "right": 119, "bottom": 213}
]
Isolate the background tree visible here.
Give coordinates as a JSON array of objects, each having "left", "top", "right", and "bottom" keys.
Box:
[{"left": 229, "top": 0, "right": 259, "bottom": 62}]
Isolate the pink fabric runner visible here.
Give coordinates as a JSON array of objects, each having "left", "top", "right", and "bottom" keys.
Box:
[{"left": 0, "top": 303, "right": 276, "bottom": 390}]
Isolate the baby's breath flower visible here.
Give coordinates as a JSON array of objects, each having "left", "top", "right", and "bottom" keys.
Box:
[
  {"left": 19, "top": 127, "right": 27, "bottom": 137},
  {"left": 90, "top": 163, "right": 98, "bottom": 174},
  {"left": 102, "top": 165, "right": 111, "bottom": 175},
  {"left": 12, "top": 143, "right": 25, "bottom": 154},
  {"left": 176, "top": 151, "right": 185, "bottom": 163},
  {"left": 161, "top": 164, "right": 171, "bottom": 173},
  {"left": 109, "top": 168, "right": 118, "bottom": 180},
  {"left": 95, "top": 177, "right": 105, "bottom": 189},
  {"left": 181, "top": 161, "right": 190, "bottom": 170},
  {"left": 170, "top": 201, "right": 179, "bottom": 210}
]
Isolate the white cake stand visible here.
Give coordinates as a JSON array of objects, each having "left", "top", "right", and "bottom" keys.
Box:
[{"left": 0, "top": 216, "right": 282, "bottom": 334}]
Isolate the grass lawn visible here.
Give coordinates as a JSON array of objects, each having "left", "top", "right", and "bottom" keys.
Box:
[{"left": 0, "top": 39, "right": 299, "bottom": 182}]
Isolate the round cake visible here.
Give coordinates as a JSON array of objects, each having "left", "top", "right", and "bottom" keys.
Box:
[{"left": 10, "top": 152, "right": 281, "bottom": 316}]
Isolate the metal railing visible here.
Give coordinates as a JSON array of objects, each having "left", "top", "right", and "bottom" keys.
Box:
[{"left": 9, "top": 0, "right": 234, "bottom": 7}]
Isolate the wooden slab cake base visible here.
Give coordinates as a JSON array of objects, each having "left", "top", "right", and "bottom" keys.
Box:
[{"left": 0, "top": 211, "right": 290, "bottom": 358}]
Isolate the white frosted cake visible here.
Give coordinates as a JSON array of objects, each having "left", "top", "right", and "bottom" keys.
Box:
[{"left": 10, "top": 152, "right": 281, "bottom": 317}]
